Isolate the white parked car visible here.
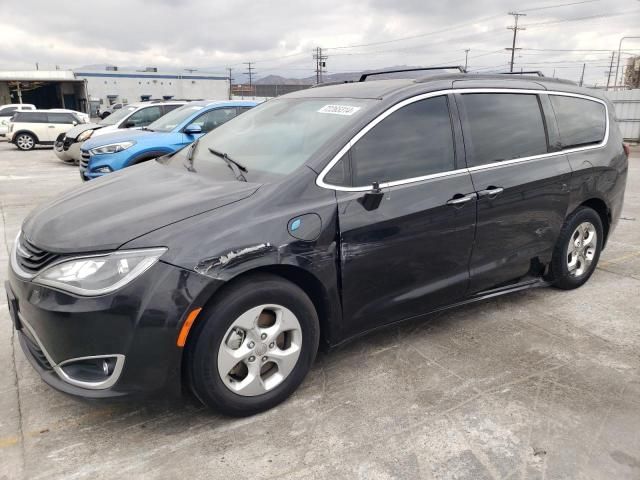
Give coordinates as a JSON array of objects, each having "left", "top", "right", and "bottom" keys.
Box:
[
  {"left": 0, "top": 104, "right": 36, "bottom": 138},
  {"left": 8, "top": 110, "right": 84, "bottom": 151}
]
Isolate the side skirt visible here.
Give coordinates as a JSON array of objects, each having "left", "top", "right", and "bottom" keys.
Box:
[{"left": 330, "top": 277, "right": 550, "bottom": 350}]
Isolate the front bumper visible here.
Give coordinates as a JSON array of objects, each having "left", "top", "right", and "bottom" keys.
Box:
[
  {"left": 79, "top": 149, "right": 123, "bottom": 181},
  {"left": 5, "top": 260, "right": 218, "bottom": 399},
  {"left": 54, "top": 140, "right": 81, "bottom": 164}
]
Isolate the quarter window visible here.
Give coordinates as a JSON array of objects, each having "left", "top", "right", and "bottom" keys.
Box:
[
  {"left": 345, "top": 96, "right": 455, "bottom": 187},
  {"left": 461, "top": 93, "right": 548, "bottom": 167},
  {"left": 550, "top": 95, "right": 606, "bottom": 149}
]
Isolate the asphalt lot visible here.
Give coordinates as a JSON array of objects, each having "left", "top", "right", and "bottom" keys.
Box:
[{"left": 1, "top": 141, "right": 639, "bottom": 480}]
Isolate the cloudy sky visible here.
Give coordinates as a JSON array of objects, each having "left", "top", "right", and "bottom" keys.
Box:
[{"left": 1, "top": 0, "right": 639, "bottom": 86}]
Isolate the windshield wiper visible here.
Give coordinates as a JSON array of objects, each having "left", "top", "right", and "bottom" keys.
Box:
[
  {"left": 208, "top": 147, "right": 248, "bottom": 182},
  {"left": 184, "top": 139, "right": 200, "bottom": 172}
]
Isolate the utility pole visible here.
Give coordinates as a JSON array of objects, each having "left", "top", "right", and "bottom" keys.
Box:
[
  {"left": 243, "top": 62, "right": 255, "bottom": 97},
  {"left": 605, "top": 51, "right": 616, "bottom": 90},
  {"left": 464, "top": 49, "right": 470, "bottom": 71},
  {"left": 506, "top": 12, "right": 526, "bottom": 73},
  {"left": 227, "top": 68, "right": 233, "bottom": 100},
  {"left": 579, "top": 63, "right": 586, "bottom": 86},
  {"left": 313, "top": 47, "right": 328, "bottom": 84}
]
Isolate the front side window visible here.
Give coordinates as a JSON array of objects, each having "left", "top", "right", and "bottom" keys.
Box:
[
  {"left": 550, "top": 95, "right": 606, "bottom": 149},
  {"left": 47, "top": 113, "right": 76, "bottom": 124},
  {"left": 192, "top": 108, "right": 237, "bottom": 133},
  {"left": 148, "top": 104, "right": 205, "bottom": 132},
  {"left": 99, "top": 105, "right": 137, "bottom": 125},
  {"left": 461, "top": 93, "right": 548, "bottom": 167},
  {"left": 125, "top": 106, "right": 163, "bottom": 127},
  {"left": 339, "top": 95, "right": 456, "bottom": 187}
]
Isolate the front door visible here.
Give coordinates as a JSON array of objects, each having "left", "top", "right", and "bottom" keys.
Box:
[
  {"left": 325, "top": 94, "right": 477, "bottom": 338},
  {"left": 455, "top": 92, "right": 572, "bottom": 293}
]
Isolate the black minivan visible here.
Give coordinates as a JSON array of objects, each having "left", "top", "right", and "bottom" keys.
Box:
[{"left": 6, "top": 72, "right": 628, "bottom": 416}]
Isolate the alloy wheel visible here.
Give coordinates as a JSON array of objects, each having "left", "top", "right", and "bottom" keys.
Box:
[
  {"left": 217, "top": 304, "right": 302, "bottom": 396},
  {"left": 16, "top": 134, "right": 34, "bottom": 150},
  {"left": 567, "top": 221, "right": 597, "bottom": 277}
]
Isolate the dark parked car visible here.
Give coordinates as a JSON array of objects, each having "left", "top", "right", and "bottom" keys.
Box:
[{"left": 5, "top": 72, "right": 628, "bottom": 416}]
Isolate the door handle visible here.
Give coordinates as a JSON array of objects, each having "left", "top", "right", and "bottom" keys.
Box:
[
  {"left": 477, "top": 186, "right": 504, "bottom": 198},
  {"left": 48, "top": 125, "right": 55, "bottom": 128},
  {"left": 446, "top": 193, "right": 476, "bottom": 206}
]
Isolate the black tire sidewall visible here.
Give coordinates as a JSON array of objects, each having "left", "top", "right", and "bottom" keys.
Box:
[
  {"left": 187, "top": 274, "right": 320, "bottom": 416},
  {"left": 552, "top": 207, "right": 603, "bottom": 290}
]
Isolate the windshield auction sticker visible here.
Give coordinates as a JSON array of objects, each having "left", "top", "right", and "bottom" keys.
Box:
[{"left": 318, "top": 105, "right": 361, "bottom": 115}]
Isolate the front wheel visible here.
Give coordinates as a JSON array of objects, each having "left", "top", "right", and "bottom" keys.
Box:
[
  {"left": 550, "top": 206, "right": 603, "bottom": 290},
  {"left": 186, "top": 273, "right": 320, "bottom": 416},
  {"left": 15, "top": 133, "right": 36, "bottom": 151}
]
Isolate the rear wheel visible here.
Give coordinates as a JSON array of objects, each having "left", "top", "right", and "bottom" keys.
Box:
[
  {"left": 551, "top": 206, "right": 603, "bottom": 290},
  {"left": 15, "top": 133, "right": 35, "bottom": 151},
  {"left": 186, "top": 273, "right": 320, "bottom": 416}
]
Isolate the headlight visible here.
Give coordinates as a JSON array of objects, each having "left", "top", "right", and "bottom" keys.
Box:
[
  {"left": 77, "top": 129, "right": 94, "bottom": 142},
  {"left": 90, "top": 141, "right": 135, "bottom": 155},
  {"left": 33, "top": 248, "right": 166, "bottom": 296}
]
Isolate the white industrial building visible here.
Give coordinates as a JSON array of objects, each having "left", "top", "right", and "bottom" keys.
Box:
[{"left": 0, "top": 67, "right": 229, "bottom": 116}]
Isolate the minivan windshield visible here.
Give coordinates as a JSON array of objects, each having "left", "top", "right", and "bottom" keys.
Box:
[
  {"left": 166, "top": 98, "right": 374, "bottom": 182},
  {"left": 99, "top": 105, "right": 137, "bottom": 126},
  {"left": 147, "top": 104, "right": 205, "bottom": 132}
]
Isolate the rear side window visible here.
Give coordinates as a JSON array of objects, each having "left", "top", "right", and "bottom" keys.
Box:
[
  {"left": 192, "top": 108, "right": 237, "bottom": 133},
  {"left": 347, "top": 95, "right": 455, "bottom": 187},
  {"left": 461, "top": 93, "right": 548, "bottom": 167},
  {"left": 550, "top": 95, "right": 606, "bottom": 149},
  {"left": 13, "top": 112, "right": 47, "bottom": 123}
]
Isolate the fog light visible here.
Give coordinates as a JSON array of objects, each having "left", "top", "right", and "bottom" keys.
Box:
[
  {"left": 59, "top": 357, "right": 116, "bottom": 382},
  {"left": 94, "top": 166, "right": 112, "bottom": 174}
]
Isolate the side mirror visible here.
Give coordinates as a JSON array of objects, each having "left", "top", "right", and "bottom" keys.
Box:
[
  {"left": 358, "top": 181, "right": 384, "bottom": 211},
  {"left": 72, "top": 121, "right": 78, "bottom": 126},
  {"left": 184, "top": 123, "right": 202, "bottom": 135}
]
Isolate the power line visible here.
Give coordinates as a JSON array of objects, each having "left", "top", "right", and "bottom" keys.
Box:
[
  {"left": 506, "top": 12, "right": 527, "bottom": 72},
  {"left": 520, "top": 0, "right": 599, "bottom": 12}
]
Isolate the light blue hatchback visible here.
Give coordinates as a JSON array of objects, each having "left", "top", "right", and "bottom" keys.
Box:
[{"left": 79, "top": 100, "right": 258, "bottom": 180}]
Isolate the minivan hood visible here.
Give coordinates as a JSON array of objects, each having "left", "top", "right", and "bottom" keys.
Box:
[{"left": 22, "top": 162, "right": 259, "bottom": 253}]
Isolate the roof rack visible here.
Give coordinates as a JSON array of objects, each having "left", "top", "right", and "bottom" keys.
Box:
[
  {"left": 498, "top": 71, "right": 545, "bottom": 77},
  {"left": 359, "top": 66, "right": 466, "bottom": 82}
]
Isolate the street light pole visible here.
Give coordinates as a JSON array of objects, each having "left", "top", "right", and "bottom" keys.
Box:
[{"left": 614, "top": 36, "right": 640, "bottom": 90}]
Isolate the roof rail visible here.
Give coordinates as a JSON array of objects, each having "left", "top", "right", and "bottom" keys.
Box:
[
  {"left": 498, "top": 71, "right": 545, "bottom": 77},
  {"left": 359, "top": 66, "right": 466, "bottom": 82}
]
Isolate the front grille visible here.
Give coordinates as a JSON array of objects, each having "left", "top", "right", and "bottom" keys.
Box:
[
  {"left": 80, "top": 151, "right": 90, "bottom": 169},
  {"left": 16, "top": 236, "right": 60, "bottom": 274},
  {"left": 22, "top": 333, "right": 53, "bottom": 370},
  {"left": 63, "top": 137, "right": 74, "bottom": 150}
]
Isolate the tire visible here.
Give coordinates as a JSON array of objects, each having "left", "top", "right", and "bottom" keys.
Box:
[
  {"left": 186, "top": 273, "right": 320, "bottom": 416},
  {"left": 14, "top": 133, "right": 36, "bottom": 151},
  {"left": 550, "top": 206, "right": 603, "bottom": 290}
]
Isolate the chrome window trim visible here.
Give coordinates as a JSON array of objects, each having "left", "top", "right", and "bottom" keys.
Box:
[
  {"left": 19, "top": 314, "right": 125, "bottom": 390},
  {"left": 316, "top": 88, "right": 609, "bottom": 192}
]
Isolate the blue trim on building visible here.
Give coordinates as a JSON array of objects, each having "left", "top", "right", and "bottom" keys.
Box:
[{"left": 75, "top": 72, "right": 227, "bottom": 81}]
